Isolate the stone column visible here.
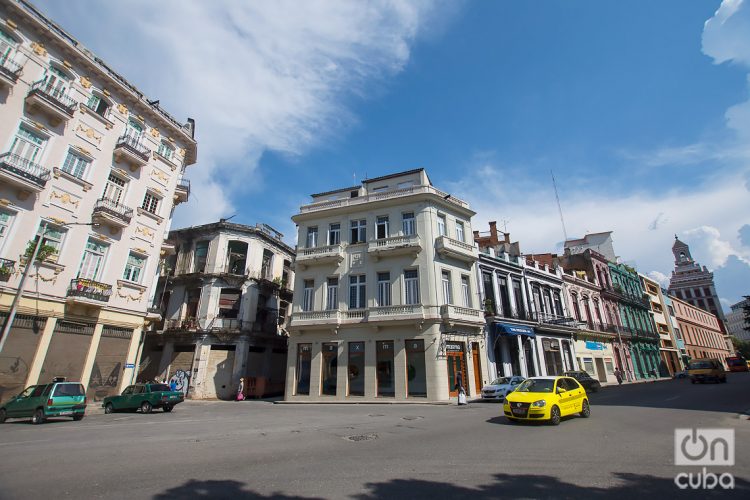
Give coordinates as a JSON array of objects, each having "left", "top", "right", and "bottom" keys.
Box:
[
  {"left": 336, "top": 340, "right": 347, "bottom": 400},
  {"left": 119, "top": 326, "right": 143, "bottom": 391},
  {"left": 25, "top": 317, "right": 57, "bottom": 387},
  {"left": 80, "top": 324, "right": 104, "bottom": 392},
  {"left": 309, "top": 341, "right": 323, "bottom": 400},
  {"left": 394, "top": 338, "right": 407, "bottom": 399},
  {"left": 517, "top": 335, "right": 527, "bottom": 377},
  {"left": 364, "top": 338, "right": 377, "bottom": 399}
]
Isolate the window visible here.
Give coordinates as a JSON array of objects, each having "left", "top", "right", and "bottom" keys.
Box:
[
  {"left": 103, "top": 172, "right": 127, "bottom": 203},
  {"left": 377, "top": 272, "right": 391, "bottom": 306},
  {"left": 350, "top": 219, "right": 366, "bottom": 243},
  {"left": 376, "top": 341, "right": 395, "bottom": 397},
  {"left": 125, "top": 118, "right": 144, "bottom": 142},
  {"left": 302, "top": 280, "right": 314, "bottom": 312},
  {"left": 260, "top": 249, "right": 273, "bottom": 280},
  {"left": 141, "top": 192, "right": 160, "bottom": 215},
  {"left": 35, "top": 222, "right": 66, "bottom": 255},
  {"left": 456, "top": 221, "right": 465, "bottom": 242},
  {"left": 193, "top": 241, "right": 208, "bottom": 272},
  {"left": 61, "top": 150, "right": 90, "bottom": 179},
  {"left": 123, "top": 252, "right": 146, "bottom": 283},
  {"left": 328, "top": 223, "right": 340, "bottom": 245},
  {"left": 553, "top": 291, "right": 564, "bottom": 317},
  {"left": 42, "top": 66, "right": 71, "bottom": 98},
  {"left": 77, "top": 238, "right": 108, "bottom": 280},
  {"left": 498, "top": 275, "right": 511, "bottom": 317},
  {"left": 461, "top": 275, "right": 471, "bottom": 308},
  {"left": 9, "top": 126, "right": 45, "bottom": 164},
  {"left": 157, "top": 142, "right": 174, "bottom": 161},
  {"left": 306, "top": 226, "right": 318, "bottom": 248},
  {"left": 349, "top": 275, "right": 366, "bottom": 309},
  {"left": 326, "top": 277, "right": 338, "bottom": 310},
  {"left": 404, "top": 270, "right": 420, "bottom": 305},
  {"left": 437, "top": 214, "right": 447, "bottom": 236},
  {"left": 295, "top": 344, "right": 311, "bottom": 395},
  {"left": 86, "top": 93, "right": 110, "bottom": 117},
  {"left": 376, "top": 216, "right": 389, "bottom": 239},
  {"left": 348, "top": 342, "right": 365, "bottom": 396},
  {"left": 441, "top": 270, "right": 452, "bottom": 305},
  {"left": 512, "top": 279, "right": 525, "bottom": 317},
  {"left": 0, "top": 209, "right": 15, "bottom": 248},
  {"left": 405, "top": 339, "right": 427, "bottom": 397},
  {"left": 0, "top": 27, "right": 17, "bottom": 61}
]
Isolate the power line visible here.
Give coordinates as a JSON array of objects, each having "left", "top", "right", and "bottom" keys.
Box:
[{"left": 551, "top": 170, "right": 568, "bottom": 242}]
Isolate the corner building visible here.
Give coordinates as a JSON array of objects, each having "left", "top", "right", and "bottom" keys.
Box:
[
  {"left": 0, "top": 1, "right": 197, "bottom": 403},
  {"left": 285, "top": 169, "right": 487, "bottom": 402}
]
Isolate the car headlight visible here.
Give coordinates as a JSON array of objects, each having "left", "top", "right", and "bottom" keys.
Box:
[{"left": 531, "top": 399, "right": 546, "bottom": 408}]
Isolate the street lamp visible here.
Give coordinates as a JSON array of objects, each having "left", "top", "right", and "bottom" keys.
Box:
[{"left": 0, "top": 220, "right": 98, "bottom": 354}]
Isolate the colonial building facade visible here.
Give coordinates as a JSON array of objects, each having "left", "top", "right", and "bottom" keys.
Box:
[
  {"left": 641, "top": 274, "right": 684, "bottom": 376},
  {"left": 668, "top": 236, "right": 726, "bottom": 323},
  {"left": 475, "top": 223, "right": 579, "bottom": 382},
  {"left": 286, "top": 169, "right": 487, "bottom": 402},
  {"left": 139, "top": 221, "right": 294, "bottom": 400},
  {"left": 0, "top": 1, "right": 197, "bottom": 404},
  {"left": 670, "top": 295, "right": 733, "bottom": 366}
]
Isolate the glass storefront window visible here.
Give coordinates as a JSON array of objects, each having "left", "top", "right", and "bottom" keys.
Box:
[
  {"left": 604, "top": 358, "right": 615, "bottom": 374},
  {"left": 406, "top": 339, "right": 427, "bottom": 397},
  {"left": 376, "top": 341, "right": 395, "bottom": 397},
  {"left": 295, "top": 344, "right": 311, "bottom": 395},
  {"left": 583, "top": 357, "right": 595, "bottom": 376},
  {"left": 321, "top": 343, "right": 338, "bottom": 396},
  {"left": 348, "top": 342, "right": 365, "bottom": 396}
]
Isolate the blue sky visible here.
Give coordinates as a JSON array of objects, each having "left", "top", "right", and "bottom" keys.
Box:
[{"left": 37, "top": 0, "right": 750, "bottom": 309}]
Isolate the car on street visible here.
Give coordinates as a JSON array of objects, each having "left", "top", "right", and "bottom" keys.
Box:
[
  {"left": 481, "top": 376, "right": 525, "bottom": 401},
  {"left": 103, "top": 383, "right": 184, "bottom": 414},
  {"left": 504, "top": 376, "right": 590, "bottom": 425},
  {"left": 687, "top": 358, "right": 726, "bottom": 384},
  {"left": 0, "top": 378, "right": 86, "bottom": 424},
  {"left": 725, "top": 356, "right": 748, "bottom": 372},
  {"left": 563, "top": 370, "right": 602, "bottom": 393}
]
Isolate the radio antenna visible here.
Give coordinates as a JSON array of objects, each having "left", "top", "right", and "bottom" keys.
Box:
[{"left": 551, "top": 170, "right": 568, "bottom": 242}]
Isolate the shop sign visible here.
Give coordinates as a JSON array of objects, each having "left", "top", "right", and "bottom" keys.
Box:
[
  {"left": 585, "top": 341, "right": 605, "bottom": 351},
  {"left": 445, "top": 342, "right": 462, "bottom": 352}
]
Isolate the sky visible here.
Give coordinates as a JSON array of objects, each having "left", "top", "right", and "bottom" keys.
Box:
[{"left": 36, "top": 0, "right": 750, "bottom": 310}]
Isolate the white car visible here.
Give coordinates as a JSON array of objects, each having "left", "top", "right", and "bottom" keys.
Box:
[{"left": 481, "top": 376, "right": 525, "bottom": 401}]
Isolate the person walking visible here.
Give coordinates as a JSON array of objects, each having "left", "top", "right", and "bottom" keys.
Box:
[
  {"left": 455, "top": 371, "right": 467, "bottom": 405},
  {"left": 236, "top": 378, "right": 245, "bottom": 401},
  {"left": 615, "top": 369, "right": 623, "bottom": 385}
]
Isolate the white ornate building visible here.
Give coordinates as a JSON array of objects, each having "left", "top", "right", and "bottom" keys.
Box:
[
  {"left": 0, "top": 0, "right": 197, "bottom": 404},
  {"left": 286, "top": 169, "right": 487, "bottom": 402}
]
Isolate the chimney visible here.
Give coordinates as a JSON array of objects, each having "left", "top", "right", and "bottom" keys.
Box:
[
  {"left": 489, "top": 221, "right": 498, "bottom": 244},
  {"left": 504, "top": 232, "right": 510, "bottom": 244}
]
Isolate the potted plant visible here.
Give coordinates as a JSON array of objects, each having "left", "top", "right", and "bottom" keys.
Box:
[
  {"left": 0, "top": 261, "right": 13, "bottom": 281},
  {"left": 483, "top": 298, "right": 496, "bottom": 317},
  {"left": 24, "top": 240, "right": 57, "bottom": 263}
]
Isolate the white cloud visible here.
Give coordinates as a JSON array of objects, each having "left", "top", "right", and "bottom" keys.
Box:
[
  {"left": 647, "top": 271, "right": 670, "bottom": 288},
  {"left": 38, "top": 0, "right": 445, "bottom": 226},
  {"left": 682, "top": 225, "right": 750, "bottom": 269}
]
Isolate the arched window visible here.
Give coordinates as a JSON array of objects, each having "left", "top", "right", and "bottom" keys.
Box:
[{"left": 86, "top": 91, "right": 111, "bottom": 118}]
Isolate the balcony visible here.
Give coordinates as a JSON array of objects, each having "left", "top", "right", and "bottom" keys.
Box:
[
  {"left": 369, "top": 305, "right": 425, "bottom": 323},
  {"left": 290, "top": 310, "right": 341, "bottom": 328},
  {"left": 0, "top": 57, "right": 22, "bottom": 87},
  {"left": 174, "top": 178, "right": 190, "bottom": 204},
  {"left": 0, "top": 152, "right": 51, "bottom": 196},
  {"left": 440, "top": 304, "right": 485, "bottom": 325},
  {"left": 146, "top": 306, "right": 162, "bottom": 321},
  {"left": 113, "top": 134, "right": 150, "bottom": 170},
  {"left": 0, "top": 258, "right": 15, "bottom": 282},
  {"left": 92, "top": 198, "right": 133, "bottom": 230},
  {"left": 532, "top": 312, "right": 582, "bottom": 329},
  {"left": 25, "top": 80, "right": 76, "bottom": 124},
  {"left": 295, "top": 244, "right": 344, "bottom": 270},
  {"left": 299, "top": 185, "right": 471, "bottom": 214},
  {"left": 367, "top": 235, "right": 421, "bottom": 260},
  {"left": 66, "top": 278, "right": 112, "bottom": 304},
  {"left": 601, "top": 286, "right": 651, "bottom": 309},
  {"left": 435, "top": 235, "right": 478, "bottom": 263}
]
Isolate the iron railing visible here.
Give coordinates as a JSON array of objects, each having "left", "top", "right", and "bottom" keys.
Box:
[
  {"left": 93, "top": 198, "right": 134, "bottom": 224},
  {"left": 115, "top": 134, "right": 150, "bottom": 161},
  {"left": 0, "top": 257, "right": 14, "bottom": 281},
  {"left": 531, "top": 311, "right": 581, "bottom": 328},
  {"left": 0, "top": 56, "right": 22, "bottom": 82},
  {"left": 67, "top": 278, "right": 112, "bottom": 302},
  {"left": 28, "top": 80, "right": 76, "bottom": 115},
  {"left": 176, "top": 178, "right": 190, "bottom": 195},
  {"left": 0, "top": 152, "right": 51, "bottom": 187}
]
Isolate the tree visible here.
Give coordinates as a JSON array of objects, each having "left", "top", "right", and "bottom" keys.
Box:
[{"left": 731, "top": 336, "right": 750, "bottom": 360}]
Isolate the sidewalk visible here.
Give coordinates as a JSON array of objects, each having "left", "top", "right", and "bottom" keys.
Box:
[{"left": 602, "top": 376, "right": 673, "bottom": 388}]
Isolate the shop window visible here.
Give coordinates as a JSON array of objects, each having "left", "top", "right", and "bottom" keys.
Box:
[
  {"left": 295, "top": 344, "right": 311, "bottom": 395},
  {"left": 348, "top": 342, "right": 365, "bottom": 396},
  {"left": 376, "top": 341, "right": 394, "bottom": 397},
  {"left": 321, "top": 343, "right": 338, "bottom": 396},
  {"left": 406, "top": 339, "right": 427, "bottom": 397}
]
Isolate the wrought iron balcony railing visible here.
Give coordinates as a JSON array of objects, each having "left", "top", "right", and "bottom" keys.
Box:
[
  {"left": 93, "top": 198, "right": 134, "bottom": 224},
  {"left": 531, "top": 311, "right": 582, "bottom": 328},
  {"left": 0, "top": 152, "right": 51, "bottom": 187},
  {"left": 115, "top": 134, "right": 150, "bottom": 161},
  {"left": 28, "top": 80, "right": 76, "bottom": 115},
  {"left": 0, "top": 257, "right": 14, "bottom": 281},
  {"left": 67, "top": 278, "right": 113, "bottom": 302},
  {"left": 0, "top": 56, "right": 22, "bottom": 82}
]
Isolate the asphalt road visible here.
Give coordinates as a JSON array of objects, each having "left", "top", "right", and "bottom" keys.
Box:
[{"left": 1, "top": 375, "right": 749, "bottom": 499}]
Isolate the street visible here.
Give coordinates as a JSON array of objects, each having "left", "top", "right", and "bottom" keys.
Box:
[{"left": 1, "top": 375, "right": 749, "bottom": 499}]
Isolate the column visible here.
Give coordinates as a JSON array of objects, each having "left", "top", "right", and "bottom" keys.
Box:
[
  {"left": 394, "top": 339, "right": 407, "bottom": 399},
  {"left": 80, "top": 324, "right": 104, "bottom": 392},
  {"left": 119, "top": 326, "right": 143, "bottom": 392},
  {"left": 336, "top": 341, "right": 346, "bottom": 400},
  {"left": 25, "top": 317, "right": 57, "bottom": 387},
  {"left": 157, "top": 341, "right": 175, "bottom": 381},
  {"left": 284, "top": 341, "right": 297, "bottom": 399},
  {"left": 308, "top": 342, "right": 323, "bottom": 400},
  {"left": 516, "top": 335, "right": 527, "bottom": 377},
  {"left": 500, "top": 336, "right": 512, "bottom": 377},
  {"left": 231, "top": 337, "right": 249, "bottom": 392},
  {"left": 364, "top": 338, "right": 377, "bottom": 398}
]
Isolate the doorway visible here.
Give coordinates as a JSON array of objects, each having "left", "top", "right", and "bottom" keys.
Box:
[
  {"left": 471, "top": 342, "right": 482, "bottom": 393},
  {"left": 594, "top": 358, "right": 607, "bottom": 382},
  {"left": 446, "top": 342, "right": 467, "bottom": 397}
]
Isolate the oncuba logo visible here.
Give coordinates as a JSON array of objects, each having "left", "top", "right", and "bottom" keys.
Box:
[{"left": 674, "top": 429, "right": 734, "bottom": 490}]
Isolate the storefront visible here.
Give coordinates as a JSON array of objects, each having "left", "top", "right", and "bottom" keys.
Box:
[
  {"left": 533, "top": 330, "right": 577, "bottom": 376},
  {"left": 574, "top": 336, "right": 618, "bottom": 384},
  {"left": 490, "top": 322, "right": 538, "bottom": 379}
]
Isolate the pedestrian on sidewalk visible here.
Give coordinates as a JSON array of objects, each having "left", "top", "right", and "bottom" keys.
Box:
[
  {"left": 615, "top": 369, "right": 623, "bottom": 385},
  {"left": 455, "top": 372, "right": 467, "bottom": 405},
  {"left": 236, "top": 378, "right": 245, "bottom": 401}
]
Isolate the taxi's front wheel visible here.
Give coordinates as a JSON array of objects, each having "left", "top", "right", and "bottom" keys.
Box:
[
  {"left": 581, "top": 400, "right": 591, "bottom": 418},
  {"left": 549, "top": 405, "right": 561, "bottom": 426}
]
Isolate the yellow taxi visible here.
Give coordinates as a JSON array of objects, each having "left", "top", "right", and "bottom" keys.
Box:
[{"left": 503, "top": 376, "right": 590, "bottom": 425}]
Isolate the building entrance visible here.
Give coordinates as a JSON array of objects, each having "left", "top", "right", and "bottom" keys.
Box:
[{"left": 446, "top": 342, "right": 467, "bottom": 397}]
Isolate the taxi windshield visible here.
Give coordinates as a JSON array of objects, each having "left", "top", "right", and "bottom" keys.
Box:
[{"left": 515, "top": 379, "right": 555, "bottom": 393}]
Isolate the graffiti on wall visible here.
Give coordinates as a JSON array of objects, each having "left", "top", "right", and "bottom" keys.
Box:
[
  {"left": 0, "top": 356, "right": 30, "bottom": 403},
  {"left": 88, "top": 362, "right": 122, "bottom": 400},
  {"left": 169, "top": 369, "right": 190, "bottom": 395}
]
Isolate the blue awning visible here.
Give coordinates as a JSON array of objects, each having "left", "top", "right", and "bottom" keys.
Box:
[{"left": 494, "top": 323, "right": 535, "bottom": 338}]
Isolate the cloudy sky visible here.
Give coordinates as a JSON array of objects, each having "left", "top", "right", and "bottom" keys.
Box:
[{"left": 37, "top": 0, "right": 750, "bottom": 310}]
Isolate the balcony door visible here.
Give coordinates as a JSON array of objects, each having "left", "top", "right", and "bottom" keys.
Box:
[
  {"left": 9, "top": 127, "right": 45, "bottom": 164},
  {"left": 43, "top": 66, "right": 71, "bottom": 98},
  {"left": 103, "top": 173, "right": 126, "bottom": 204},
  {"left": 125, "top": 118, "right": 144, "bottom": 142},
  {"left": 78, "top": 239, "right": 107, "bottom": 280}
]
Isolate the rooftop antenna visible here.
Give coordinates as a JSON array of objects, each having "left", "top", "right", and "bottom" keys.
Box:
[
  {"left": 500, "top": 218, "right": 510, "bottom": 233},
  {"left": 551, "top": 170, "right": 568, "bottom": 242}
]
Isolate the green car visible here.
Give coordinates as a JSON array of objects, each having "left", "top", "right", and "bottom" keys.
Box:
[
  {"left": 0, "top": 379, "right": 87, "bottom": 424},
  {"left": 103, "top": 383, "right": 184, "bottom": 414}
]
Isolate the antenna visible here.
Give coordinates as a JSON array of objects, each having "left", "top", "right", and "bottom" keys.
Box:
[
  {"left": 551, "top": 170, "right": 568, "bottom": 242},
  {"left": 500, "top": 219, "right": 510, "bottom": 233}
]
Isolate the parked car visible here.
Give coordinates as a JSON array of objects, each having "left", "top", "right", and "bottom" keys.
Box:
[
  {"left": 504, "top": 376, "right": 590, "bottom": 426},
  {"left": 725, "top": 356, "right": 748, "bottom": 372},
  {"left": 0, "top": 378, "right": 86, "bottom": 424},
  {"left": 563, "top": 371, "right": 602, "bottom": 393},
  {"left": 103, "top": 383, "right": 184, "bottom": 414},
  {"left": 481, "top": 376, "right": 525, "bottom": 401},
  {"left": 687, "top": 358, "right": 726, "bottom": 384}
]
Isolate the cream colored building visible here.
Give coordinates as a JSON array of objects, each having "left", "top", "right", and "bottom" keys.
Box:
[
  {"left": 0, "top": 1, "right": 197, "bottom": 404},
  {"left": 285, "top": 169, "right": 487, "bottom": 402},
  {"left": 641, "top": 274, "right": 684, "bottom": 376},
  {"left": 139, "top": 221, "right": 294, "bottom": 400}
]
